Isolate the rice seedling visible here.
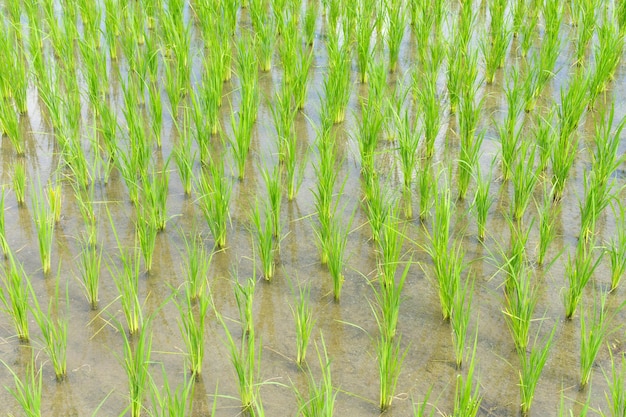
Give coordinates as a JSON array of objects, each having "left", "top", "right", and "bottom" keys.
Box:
[
  {"left": 291, "top": 283, "right": 316, "bottom": 366},
  {"left": 255, "top": 13, "right": 276, "bottom": 72},
  {"left": 215, "top": 292, "right": 262, "bottom": 410},
  {"left": 251, "top": 199, "right": 277, "bottom": 281},
  {"left": 453, "top": 334, "right": 482, "bottom": 417},
  {"left": 497, "top": 68, "right": 524, "bottom": 182},
  {"left": 519, "top": 324, "right": 557, "bottom": 415},
  {"left": 2, "top": 356, "right": 42, "bottom": 417},
  {"left": 292, "top": 335, "right": 337, "bottom": 417},
  {"left": 355, "top": 0, "right": 376, "bottom": 83},
  {"left": 602, "top": 350, "right": 626, "bottom": 417},
  {"left": 536, "top": 185, "right": 561, "bottom": 267},
  {"left": 579, "top": 169, "right": 614, "bottom": 244},
  {"left": 482, "top": 0, "right": 510, "bottom": 84},
  {"left": 229, "top": 103, "right": 255, "bottom": 182},
  {"left": 120, "top": 322, "right": 153, "bottom": 417},
  {"left": 31, "top": 181, "right": 55, "bottom": 275},
  {"left": 181, "top": 231, "right": 212, "bottom": 302},
  {"left": 357, "top": 65, "right": 386, "bottom": 178},
  {"left": 417, "top": 62, "right": 442, "bottom": 160},
  {"left": 579, "top": 290, "right": 621, "bottom": 389},
  {"left": 78, "top": 236, "right": 103, "bottom": 310},
  {"left": 0, "top": 97, "right": 24, "bottom": 156},
  {"left": 176, "top": 279, "right": 211, "bottom": 378},
  {"left": 303, "top": 0, "right": 319, "bottom": 46},
  {"left": 147, "top": 81, "right": 163, "bottom": 148},
  {"left": 234, "top": 276, "right": 256, "bottom": 338},
  {"left": 472, "top": 166, "right": 493, "bottom": 241},
  {"left": 135, "top": 206, "right": 158, "bottom": 274},
  {"left": 386, "top": 0, "right": 406, "bottom": 73},
  {"left": 377, "top": 209, "right": 405, "bottom": 289},
  {"left": 326, "top": 215, "right": 350, "bottom": 302},
  {"left": 510, "top": 138, "right": 538, "bottom": 221},
  {"left": 109, "top": 243, "right": 143, "bottom": 335},
  {"left": 0, "top": 249, "right": 30, "bottom": 341},
  {"left": 502, "top": 217, "right": 531, "bottom": 295},
  {"left": 573, "top": 0, "right": 598, "bottom": 66},
  {"left": 607, "top": 202, "right": 626, "bottom": 292},
  {"left": 362, "top": 175, "right": 392, "bottom": 246},
  {"left": 29, "top": 268, "right": 68, "bottom": 381},
  {"left": 588, "top": 11, "right": 624, "bottom": 109},
  {"left": 141, "top": 164, "right": 171, "bottom": 232},
  {"left": 371, "top": 259, "right": 409, "bottom": 342},
  {"left": 13, "top": 161, "right": 27, "bottom": 207},
  {"left": 451, "top": 273, "right": 474, "bottom": 369},
  {"left": 564, "top": 238, "right": 603, "bottom": 319},
  {"left": 292, "top": 46, "right": 314, "bottom": 112},
  {"left": 377, "top": 331, "right": 407, "bottom": 412},
  {"left": 0, "top": 187, "right": 9, "bottom": 256},
  {"left": 261, "top": 164, "right": 282, "bottom": 239},
  {"left": 502, "top": 265, "right": 538, "bottom": 354},
  {"left": 196, "top": 157, "right": 231, "bottom": 249},
  {"left": 392, "top": 98, "right": 420, "bottom": 219},
  {"left": 148, "top": 366, "right": 194, "bottom": 417},
  {"left": 323, "top": 30, "right": 352, "bottom": 124},
  {"left": 534, "top": 111, "right": 557, "bottom": 173},
  {"left": 418, "top": 159, "right": 435, "bottom": 222},
  {"left": 173, "top": 114, "right": 196, "bottom": 197},
  {"left": 200, "top": 51, "right": 225, "bottom": 137}
]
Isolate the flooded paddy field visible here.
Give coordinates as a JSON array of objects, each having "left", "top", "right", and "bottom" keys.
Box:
[{"left": 1, "top": 0, "right": 626, "bottom": 416}]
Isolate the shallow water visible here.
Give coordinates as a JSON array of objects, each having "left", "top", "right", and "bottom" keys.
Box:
[{"left": 1, "top": 1, "right": 626, "bottom": 417}]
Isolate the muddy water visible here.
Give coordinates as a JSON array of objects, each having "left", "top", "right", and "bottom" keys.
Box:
[{"left": 1, "top": 3, "right": 626, "bottom": 417}]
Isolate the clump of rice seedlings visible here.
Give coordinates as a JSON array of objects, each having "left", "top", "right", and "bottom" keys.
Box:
[
  {"left": 325, "top": 215, "right": 350, "bottom": 302},
  {"left": 451, "top": 273, "right": 474, "bottom": 369},
  {"left": 142, "top": 164, "right": 171, "bottom": 232},
  {"left": 255, "top": 12, "right": 276, "bottom": 72},
  {"left": 261, "top": 164, "right": 282, "bottom": 239},
  {"left": 536, "top": 185, "right": 561, "bottom": 267},
  {"left": 453, "top": 335, "right": 482, "bottom": 417},
  {"left": 292, "top": 45, "right": 314, "bottom": 112},
  {"left": 197, "top": 157, "right": 231, "bottom": 249},
  {"left": 588, "top": 11, "right": 624, "bottom": 109},
  {"left": 73, "top": 182, "right": 98, "bottom": 248},
  {"left": 149, "top": 366, "right": 194, "bottom": 417},
  {"left": 602, "top": 350, "right": 626, "bottom": 417},
  {"left": 362, "top": 175, "right": 391, "bottom": 246},
  {"left": 46, "top": 182, "right": 62, "bottom": 225},
  {"left": 392, "top": 98, "right": 420, "bottom": 219},
  {"left": 502, "top": 265, "right": 538, "bottom": 354},
  {"left": 579, "top": 291, "right": 620, "bottom": 389},
  {"left": 291, "top": 283, "right": 316, "bottom": 366},
  {"left": 564, "top": 238, "right": 603, "bottom": 319},
  {"left": 2, "top": 356, "right": 42, "bottom": 417},
  {"left": 292, "top": 335, "right": 337, "bottom": 417},
  {"left": 535, "top": 111, "right": 556, "bottom": 173},
  {"left": 181, "top": 232, "right": 212, "bottom": 301},
  {"left": 519, "top": 324, "right": 556, "bottom": 415},
  {"left": 377, "top": 210, "right": 405, "bottom": 289},
  {"left": 78, "top": 236, "right": 103, "bottom": 310},
  {"left": 303, "top": 0, "right": 319, "bottom": 46},
  {"left": 109, "top": 244, "right": 143, "bottom": 335},
  {"left": 456, "top": 51, "right": 483, "bottom": 201},
  {"left": 0, "top": 97, "right": 24, "bottom": 156},
  {"left": 386, "top": 0, "right": 406, "bottom": 73},
  {"left": 12, "top": 161, "right": 27, "bottom": 206},
  {"left": 0, "top": 187, "right": 9, "bottom": 256},
  {"left": 173, "top": 113, "right": 196, "bottom": 197},
  {"left": 502, "top": 218, "right": 531, "bottom": 294},
  {"left": 417, "top": 60, "right": 442, "bottom": 159},
  {"left": 251, "top": 199, "right": 277, "bottom": 281},
  {"left": 147, "top": 81, "right": 163, "bottom": 148},
  {"left": 31, "top": 183, "right": 55, "bottom": 275},
  {"left": 472, "top": 166, "right": 493, "bottom": 241},
  {"left": 371, "top": 260, "right": 410, "bottom": 341},
  {"left": 357, "top": 62, "right": 386, "bottom": 177},
  {"left": 215, "top": 292, "right": 261, "bottom": 410},
  {"left": 607, "top": 202, "right": 626, "bottom": 292},
  {"left": 355, "top": 0, "right": 376, "bottom": 83},
  {"left": 377, "top": 331, "right": 407, "bottom": 412},
  {"left": 0, "top": 249, "right": 30, "bottom": 341},
  {"left": 418, "top": 159, "right": 435, "bottom": 222},
  {"left": 578, "top": 169, "right": 613, "bottom": 244},
  {"left": 482, "top": 0, "right": 511, "bottom": 84},
  {"left": 120, "top": 322, "right": 153, "bottom": 417},
  {"left": 511, "top": 138, "right": 538, "bottom": 221},
  {"left": 29, "top": 269, "right": 68, "bottom": 381},
  {"left": 573, "top": 0, "right": 598, "bottom": 66},
  {"left": 270, "top": 83, "right": 297, "bottom": 165},
  {"left": 498, "top": 68, "right": 524, "bottom": 181},
  {"left": 135, "top": 206, "right": 158, "bottom": 274},
  {"left": 323, "top": 28, "right": 352, "bottom": 124},
  {"left": 201, "top": 51, "right": 225, "bottom": 137},
  {"left": 176, "top": 279, "right": 210, "bottom": 378},
  {"left": 234, "top": 276, "right": 256, "bottom": 338}
]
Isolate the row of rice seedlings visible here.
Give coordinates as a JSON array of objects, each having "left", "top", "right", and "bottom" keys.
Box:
[
  {"left": 291, "top": 283, "right": 316, "bottom": 367},
  {"left": 251, "top": 199, "right": 277, "bottom": 281},
  {"left": 1, "top": 356, "right": 43, "bottom": 417},
  {"left": 518, "top": 324, "right": 556, "bottom": 415},
  {"left": 482, "top": 0, "right": 510, "bottom": 84},
  {"left": 292, "top": 336, "right": 337, "bottom": 417},
  {"left": 579, "top": 290, "right": 621, "bottom": 389},
  {"left": 607, "top": 201, "right": 626, "bottom": 292},
  {"left": 0, "top": 248, "right": 31, "bottom": 341},
  {"left": 196, "top": 157, "right": 231, "bottom": 249},
  {"left": 175, "top": 278, "right": 210, "bottom": 378},
  {"left": 588, "top": 10, "right": 624, "bottom": 109},
  {"left": 29, "top": 270, "right": 68, "bottom": 381},
  {"left": 563, "top": 237, "right": 603, "bottom": 319},
  {"left": 120, "top": 323, "right": 153, "bottom": 417}
]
